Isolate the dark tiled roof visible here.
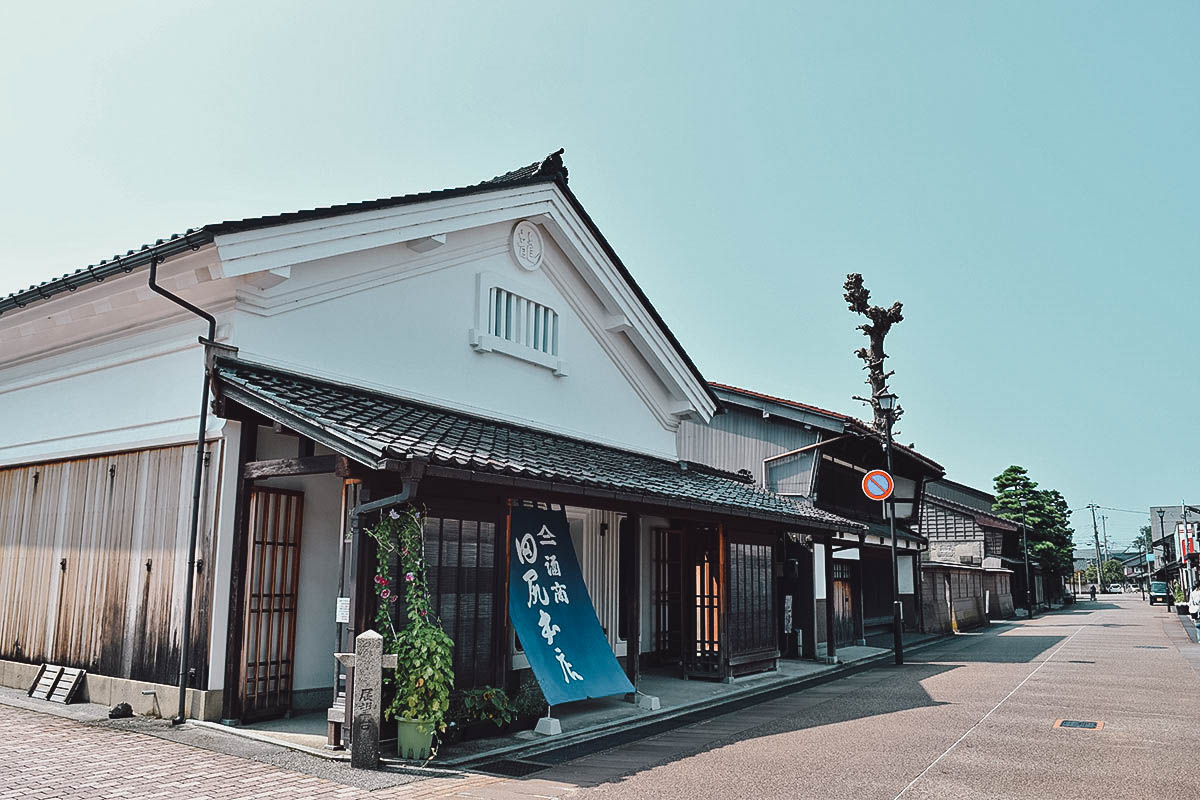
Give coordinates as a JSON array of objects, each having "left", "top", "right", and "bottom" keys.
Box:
[
  {"left": 710, "top": 382, "right": 848, "bottom": 422},
  {"left": 710, "top": 382, "right": 945, "bottom": 474},
  {"left": 2, "top": 149, "right": 718, "bottom": 410},
  {"left": 0, "top": 152, "right": 566, "bottom": 313},
  {"left": 924, "top": 494, "right": 1019, "bottom": 532},
  {"left": 214, "top": 357, "right": 860, "bottom": 531},
  {"left": 859, "top": 520, "right": 926, "bottom": 545}
]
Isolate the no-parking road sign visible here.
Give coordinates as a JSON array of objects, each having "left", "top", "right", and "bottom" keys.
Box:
[{"left": 862, "top": 469, "right": 894, "bottom": 501}]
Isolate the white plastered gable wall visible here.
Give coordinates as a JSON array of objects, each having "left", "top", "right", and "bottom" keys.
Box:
[{"left": 215, "top": 182, "right": 716, "bottom": 458}]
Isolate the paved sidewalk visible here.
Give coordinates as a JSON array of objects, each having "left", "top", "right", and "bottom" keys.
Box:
[
  {"left": 0, "top": 703, "right": 551, "bottom": 799},
  {"left": 4, "top": 599, "right": 1197, "bottom": 799}
]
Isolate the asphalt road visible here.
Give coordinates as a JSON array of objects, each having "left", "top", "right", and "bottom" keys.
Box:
[{"left": 545, "top": 595, "right": 1200, "bottom": 800}]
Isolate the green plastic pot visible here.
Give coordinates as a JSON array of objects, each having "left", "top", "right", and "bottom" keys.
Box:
[{"left": 396, "top": 718, "right": 435, "bottom": 760}]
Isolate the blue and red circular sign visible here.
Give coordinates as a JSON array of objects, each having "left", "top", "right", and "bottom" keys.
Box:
[{"left": 862, "top": 469, "right": 894, "bottom": 501}]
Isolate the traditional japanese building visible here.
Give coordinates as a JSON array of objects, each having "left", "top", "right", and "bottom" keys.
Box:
[
  {"left": 0, "top": 152, "right": 861, "bottom": 738},
  {"left": 1149, "top": 504, "right": 1200, "bottom": 592},
  {"left": 677, "top": 384, "right": 943, "bottom": 656},
  {"left": 917, "top": 479, "right": 1019, "bottom": 631}
]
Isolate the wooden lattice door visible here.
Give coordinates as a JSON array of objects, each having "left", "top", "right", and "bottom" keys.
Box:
[
  {"left": 832, "top": 562, "right": 855, "bottom": 647},
  {"left": 240, "top": 487, "right": 304, "bottom": 721},
  {"left": 683, "top": 527, "right": 722, "bottom": 678},
  {"left": 651, "top": 528, "right": 683, "bottom": 664}
]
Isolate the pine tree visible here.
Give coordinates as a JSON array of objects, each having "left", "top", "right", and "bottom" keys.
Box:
[{"left": 991, "top": 465, "right": 1075, "bottom": 582}]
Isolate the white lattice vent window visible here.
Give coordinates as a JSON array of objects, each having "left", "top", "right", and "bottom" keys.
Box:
[{"left": 470, "top": 272, "right": 568, "bottom": 376}]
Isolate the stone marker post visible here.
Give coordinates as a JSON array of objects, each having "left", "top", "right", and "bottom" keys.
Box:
[{"left": 335, "top": 630, "right": 398, "bottom": 769}]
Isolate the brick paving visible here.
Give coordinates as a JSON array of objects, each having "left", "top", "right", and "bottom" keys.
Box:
[{"left": 0, "top": 705, "right": 575, "bottom": 799}]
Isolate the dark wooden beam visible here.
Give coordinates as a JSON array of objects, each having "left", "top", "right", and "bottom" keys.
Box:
[
  {"left": 220, "top": 420, "right": 258, "bottom": 723},
  {"left": 622, "top": 512, "right": 642, "bottom": 689},
  {"left": 824, "top": 541, "right": 837, "bottom": 662},
  {"left": 243, "top": 455, "right": 351, "bottom": 480},
  {"left": 800, "top": 545, "right": 816, "bottom": 659}
]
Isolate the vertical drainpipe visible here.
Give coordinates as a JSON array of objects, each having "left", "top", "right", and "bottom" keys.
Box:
[{"left": 147, "top": 255, "right": 216, "bottom": 725}]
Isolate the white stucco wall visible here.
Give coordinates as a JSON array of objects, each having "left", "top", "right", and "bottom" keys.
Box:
[
  {"left": 0, "top": 324, "right": 217, "bottom": 466},
  {"left": 229, "top": 221, "right": 680, "bottom": 459}
]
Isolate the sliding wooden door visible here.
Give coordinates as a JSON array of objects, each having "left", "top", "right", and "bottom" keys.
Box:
[{"left": 239, "top": 487, "right": 304, "bottom": 721}]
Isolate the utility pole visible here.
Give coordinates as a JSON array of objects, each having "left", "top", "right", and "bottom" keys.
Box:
[
  {"left": 1101, "top": 515, "right": 1110, "bottom": 565},
  {"left": 1139, "top": 539, "right": 1146, "bottom": 600},
  {"left": 1184, "top": 503, "right": 1193, "bottom": 592},
  {"left": 1088, "top": 504, "right": 1104, "bottom": 595}
]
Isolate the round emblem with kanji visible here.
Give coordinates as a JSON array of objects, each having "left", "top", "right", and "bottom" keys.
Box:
[{"left": 511, "top": 220, "right": 544, "bottom": 271}]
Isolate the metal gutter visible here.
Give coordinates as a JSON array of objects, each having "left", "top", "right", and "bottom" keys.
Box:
[
  {"left": 147, "top": 255, "right": 216, "bottom": 726},
  {"left": 0, "top": 230, "right": 213, "bottom": 316}
]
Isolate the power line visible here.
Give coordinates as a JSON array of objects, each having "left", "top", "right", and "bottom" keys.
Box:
[{"left": 1070, "top": 506, "right": 1147, "bottom": 516}]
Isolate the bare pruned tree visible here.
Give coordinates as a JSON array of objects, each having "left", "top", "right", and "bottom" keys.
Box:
[{"left": 843, "top": 273, "right": 903, "bottom": 431}]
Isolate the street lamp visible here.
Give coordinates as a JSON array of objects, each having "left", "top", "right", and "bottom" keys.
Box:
[
  {"left": 878, "top": 391, "right": 903, "bottom": 666},
  {"left": 1156, "top": 508, "right": 1167, "bottom": 599},
  {"left": 1019, "top": 497, "right": 1034, "bottom": 619}
]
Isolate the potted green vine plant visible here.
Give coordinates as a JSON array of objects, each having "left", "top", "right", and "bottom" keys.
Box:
[{"left": 367, "top": 506, "right": 455, "bottom": 760}]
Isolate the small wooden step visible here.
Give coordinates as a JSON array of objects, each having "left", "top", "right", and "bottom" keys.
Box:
[{"left": 28, "top": 664, "right": 85, "bottom": 704}]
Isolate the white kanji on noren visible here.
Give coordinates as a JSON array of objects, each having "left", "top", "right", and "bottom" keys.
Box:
[
  {"left": 554, "top": 647, "right": 583, "bottom": 683},
  {"left": 515, "top": 533, "right": 538, "bottom": 565},
  {"left": 550, "top": 581, "right": 569, "bottom": 604},
  {"left": 523, "top": 569, "right": 549, "bottom": 607},
  {"left": 536, "top": 525, "right": 558, "bottom": 546},
  {"left": 544, "top": 554, "right": 561, "bottom": 576},
  {"left": 537, "top": 609, "right": 560, "bottom": 645}
]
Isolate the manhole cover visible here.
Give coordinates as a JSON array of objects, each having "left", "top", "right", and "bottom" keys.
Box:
[
  {"left": 1135, "top": 645, "right": 1168, "bottom": 650},
  {"left": 476, "top": 759, "right": 549, "bottom": 777},
  {"left": 1054, "top": 719, "right": 1103, "bottom": 730}
]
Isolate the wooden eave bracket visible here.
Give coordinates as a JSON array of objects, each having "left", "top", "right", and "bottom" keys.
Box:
[
  {"left": 243, "top": 454, "right": 356, "bottom": 480},
  {"left": 203, "top": 339, "right": 240, "bottom": 374}
]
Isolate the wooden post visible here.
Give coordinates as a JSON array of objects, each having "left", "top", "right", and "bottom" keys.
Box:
[
  {"left": 853, "top": 557, "right": 865, "bottom": 645},
  {"left": 622, "top": 513, "right": 641, "bottom": 689},
  {"left": 915, "top": 552, "right": 926, "bottom": 633},
  {"left": 220, "top": 421, "right": 257, "bottom": 723},
  {"left": 495, "top": 500, "right": 513, "bottom": 688},
  {"left": 718, "top": 523, "right": 729, "bottom": 679},
  {"left": 824, "top": 538, "right": 837, "bottom": 662},
  {"left": 343, "top": 483, "right": 378, "bottom": 746},
  {"left": 800, "top": 543, "right": 816, "bottom": 659}
]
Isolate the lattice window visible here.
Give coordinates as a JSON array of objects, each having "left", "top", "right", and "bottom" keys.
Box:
[
  {"left": 393, "top": 516, "right": 497, "bottom": 689},
  {"left": 470, "top": 271, "right": 568, "bottom": 376},
  {"left": 489, "top": 287, "right": 558, "bottom": 356},
  {"left": 728, "top": 541, "right": 776, "bottom": 657}
]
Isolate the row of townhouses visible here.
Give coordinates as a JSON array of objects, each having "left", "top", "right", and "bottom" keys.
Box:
[
  {"left": 1150, "top": 504, "right": 1200, "bottom": 593},
  {"left": 0, "top": 152, "right": 1037, "bottom": 742}
]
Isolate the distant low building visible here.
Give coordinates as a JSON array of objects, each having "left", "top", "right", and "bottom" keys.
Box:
[
  {"left": 678, "top": 384, "right": 944, "bottom": 658},
  {"left": 1148, "top": 505, "right": 1200, "bottom": 591},
  {"left": 918, "top": 479, "right": 1026, "bottom": 630}
]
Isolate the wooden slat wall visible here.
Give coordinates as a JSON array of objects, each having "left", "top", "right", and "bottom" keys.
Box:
[
  {"left": 726, "top": 540, "right": 775, "bottom": 657},
  {"left": 0, "top": 442, "right": 222, "bottom": 687}
]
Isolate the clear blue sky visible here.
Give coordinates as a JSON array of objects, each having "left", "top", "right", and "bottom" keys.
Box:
[{"left": 2, "top": 2, "right": 1196, "bottom": 550}]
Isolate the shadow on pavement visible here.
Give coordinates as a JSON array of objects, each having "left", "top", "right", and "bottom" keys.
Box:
[
  {"left": 915, "top": 633, "right": 1067, "bottom": 664},
  {"left": 537, "top": 662, "right": 961, "bottom": 789}
]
